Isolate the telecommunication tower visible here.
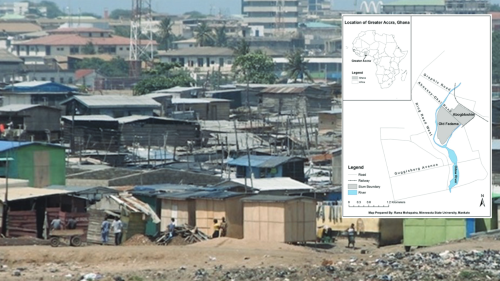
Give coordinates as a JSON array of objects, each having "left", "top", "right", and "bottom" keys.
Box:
[{"left": 129, "top": 0, "right": 155, "bottom": 77}]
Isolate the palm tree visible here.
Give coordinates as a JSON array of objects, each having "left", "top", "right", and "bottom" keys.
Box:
[
  {"left": 231, "top": 39, "right": 250, "bottom": 57},
  {"left": 157, "top": 17, "right": 174, "bottom": 50},
  {"left": 195, "top": 22, "right": 215, "bottom": 47},
  {"left": 214, "top": 25, "right": 228, "bottom": 47},
  {"left": 286, "top": 49, "right": 314, "bottom": 83}
]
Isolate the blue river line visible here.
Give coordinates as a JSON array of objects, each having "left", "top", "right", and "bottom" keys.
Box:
[{"left": 432, "top": 83, "right": 461, "bottom": 192}]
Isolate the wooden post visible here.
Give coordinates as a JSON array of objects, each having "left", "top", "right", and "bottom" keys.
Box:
[{"left": 303, "top": 113, "right": 310, "bottom": 150}]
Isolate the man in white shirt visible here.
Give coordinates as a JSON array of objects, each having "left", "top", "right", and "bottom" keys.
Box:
[{"left": 111, "top": 217, "right": 123, "bottom": 246}]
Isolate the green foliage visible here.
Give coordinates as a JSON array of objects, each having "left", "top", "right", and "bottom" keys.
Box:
[
  {"left": 113, "top": 26, "right": 131, "bottom": 38},
  {"left": 38, "top": 1, "right": 64, "bottom": 18},
  {"left": 214, "top": 25, "right": 228, "bottom": 47},
  {"left": 491, "top": 4, "right": 500, "bottom": 11},
  {"left": 75, "top": 57, "right": 129, "bottom": 77},
  {"left": 133, "top": 62, "right": 195, "bottom": 96},
  {"left": 81, "top": 42, "right": 96, "bottom": 55},
  {"left": 231, "top": 39, "right": 250, "bottom": 58},
  {"left": 233, "top": 50, "right": 276, "bottom": 84},
  {"left": 493, "top": 31, "right": 500, "bottom": 83},
  {"left": 109, "top": 9, "right": 132, "bottom": 20},
  {"left": 184, "top": 11, "right": 206, "bottom": 19},
  {"left": 285, "top": 49, "right": 314, "bottom": 83},
  {"left": 157, "top": 18, "right": 174, "bottom": 50},
  {"left": 195, "top": 22, "right": 215, "bottom": 47}
]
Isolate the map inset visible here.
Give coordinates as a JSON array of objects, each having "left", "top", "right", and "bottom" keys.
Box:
[{"left": 352, "top": 31, "right": 408, "bottom": 89}]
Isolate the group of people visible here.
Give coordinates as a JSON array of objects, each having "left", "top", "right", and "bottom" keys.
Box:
[
  {"left": 166, "top": 217, "right": 228, "bottom": 239},
  {"left": 50, "top": 216, "right": 78, "bottom": 230},
  {"left": 101, "top": 217, "right": 123, "bottom": 245}
]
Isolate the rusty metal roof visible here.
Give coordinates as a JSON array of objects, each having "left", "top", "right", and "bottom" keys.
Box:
[{"left": 260, "top": 86, "right": 308, "bottom": 95}]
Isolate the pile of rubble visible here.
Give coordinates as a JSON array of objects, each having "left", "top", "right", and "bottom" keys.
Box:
[
  {"left": 123, "top": 234, "right": 155, "bottom": 246},
  {"left": 155, "top": 224, "right": 210, "bottom": 246}
]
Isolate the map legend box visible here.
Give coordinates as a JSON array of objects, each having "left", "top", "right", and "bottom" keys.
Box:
[{"left": 342, "top": 15, "right": 492, "bottom": 218}]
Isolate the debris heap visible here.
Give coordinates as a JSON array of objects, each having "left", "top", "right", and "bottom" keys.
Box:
[{"left": 155, "top": 224, "right": 210, "bottom": 245}]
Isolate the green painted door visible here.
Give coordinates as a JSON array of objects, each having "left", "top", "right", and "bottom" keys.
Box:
[{"left": 137, "top": 196, "right": 159, "bottom": 236}]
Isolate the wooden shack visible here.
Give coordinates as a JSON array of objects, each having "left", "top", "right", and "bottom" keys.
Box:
[
  {"left": 193, "top": 191, "right": 246, "bottom": 238},
  {"left": 117, "top": 115, "right": 201, "bottom": 147},
  {"left": 87, "top": 193, "right": 160, "bottom": 244},
  {"left": 315, "top": 202, "right": 403, "bottom": 246},
  {"left": 158, "top": 192, "right": 198, "bottom": 231},
  {"left": 242, "top": 195, "right": 316, "bottom": 243},
  {"left": 0, "top": 104, "right": 62, "bottom": 141}
]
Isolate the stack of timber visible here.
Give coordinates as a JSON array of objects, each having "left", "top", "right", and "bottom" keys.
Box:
[
  {"left": 155, "top": 224, "right": 209, "bottom": 245},
  {"left": 7, "top": 210, "right": 37, "bottom": 238}
]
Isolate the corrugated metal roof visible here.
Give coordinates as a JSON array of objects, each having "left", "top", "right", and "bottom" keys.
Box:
[
  {"left": 189, "top": 191, "right": 247, "bottom": 200},
  {"left": 227, "top": 155, "right": 305, "bottom": 168},
  {"left": 493, "top": 139, "right": 500, "bottom": 150},
  {"left": 302, "top": 22, "right": 338, "bottom": 29},
  {"left": 242, "top": 194, "right": 314, "bottom": 202},
  {"left": 0, "top": 187, "right": 72, "bottom": 202},
  {"left": 0, "top": 104, "right": 39, "bottom": 112},
  {"left": 318, "top": 109, "right": 342, "bottom": 114},
  {"left": 0, "top": 49, "right": 23, "bottom": 63},
  {"left": 157, "top": 191, "right": 207, "bottom": 200},
  {"left": 62, "top": 95, "right": 161, "bottom": 108},
  {"left": 231, "top": 177, "right": 313, "bottom": 192},
  {"left": 61, "top": 115, "right": 118, "bottom": 122},
  {"left": 260, "top": 86, "right": 308, "bottom": 95},
  {"left": 116, "top": 115, "right": 195, "bottom": 124},
  {"left": 45, "top": 186, "right": 119, "bottom": 194},
  {"left": 0, "top": 141, "right": 64, "bottom": 152},
  {"left": 171, "top": 98, "right": 210, "bottom": 104},
  {"left": 133, "top": 184, "right": 206, "bottom": 193}
]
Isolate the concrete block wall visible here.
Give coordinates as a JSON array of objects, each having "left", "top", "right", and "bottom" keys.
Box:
[{"left": 109, "top": 168, "right": 224, "bottom": 187}]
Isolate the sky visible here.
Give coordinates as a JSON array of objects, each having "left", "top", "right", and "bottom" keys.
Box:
[
  {"left": 3, "top": 0, "right": 500, "bottom": 16},
  {"left": 3, "top": 0, "right": 365, "bottom": 16}
]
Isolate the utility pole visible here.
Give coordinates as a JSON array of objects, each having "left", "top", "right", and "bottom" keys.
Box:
[{"left": 245, "top": 132, "right": 253, "bottom": 192}]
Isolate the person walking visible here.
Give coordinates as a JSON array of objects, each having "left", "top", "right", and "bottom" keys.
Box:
[
  {"left": 346, "top": 223, "right": 356, "bottom": 249},
  {"left": 167, "top": 218, "right": 176, "bottom": 239},
  {"left": 111, "top": 217, "right": 123, "bottom": 246},
  {"left": 66, "top": 217, "right": 77, "bottom": 230},
  {"left": 220, "top": 217, "right": 228, "bottom": 237},
  {"left": 101, "top": 217, "right": 111, "bottom": 245},
  {"left": 212, "top": 219, "right": 221, "bottom": 238}
]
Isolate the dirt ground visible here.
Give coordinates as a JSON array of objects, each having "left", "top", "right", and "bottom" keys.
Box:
[{"left": 0, "top": 236, "right": 498, "bottom": 281}]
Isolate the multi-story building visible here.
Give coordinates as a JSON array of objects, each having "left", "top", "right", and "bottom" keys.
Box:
[
  {"left": 10, "top": 27, "right": 157, "bottom": 64},
  {"left": 382, "top": 0, "right": 488, "bottom": 14},
  {"left": 242, "top": 0, "right": 299, "bottom": 36}
]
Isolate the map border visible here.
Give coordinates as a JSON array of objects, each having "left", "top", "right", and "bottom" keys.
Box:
[
  {"left": 342, "top": 14, "right": 412, "bottom": 102},
  {"left": 341, "top": 14, "right": 492, "bottom": 218}
]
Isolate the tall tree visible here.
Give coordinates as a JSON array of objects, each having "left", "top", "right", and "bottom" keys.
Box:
[
  {"left": 231, "top": 39, "right": 250, "bottom": 58},
  {"left": 133, "top": 62, "right": 195, "bottom": 95},
  {"left": 285, "top": 49, "right": 314, "bottom": 83},
  {"left": 214, "top": 25, "right": 228, "bottom": 47},
  {"left": 157, "top": 17, "right": 174, "bottom": 50},
  {"left": 109, "top": 9, "right": 132, "bottom": 20},
  {"left": 75, "top": 57, "right": 129, "bottom": 77},
  {"left": 81, "top": 42, "right": 96, "bottom": 55},
  {"left": 233, "top": 50, "right": 276, "bottom": 84},
  {"left": 195, "top": 22, "right": 215, "bottom": 47},
  {"left": 113, "top": 26, "right": 130, "bottom": 38},
  {"left": 38, "top": 1, "right": 64, "bottom": 18},
  {"left": 184, "top": 11, "right": 206, "bottom": 19}
]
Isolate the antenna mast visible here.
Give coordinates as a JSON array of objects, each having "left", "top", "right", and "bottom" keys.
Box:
[{"left": 129, "top": 0, "right": 154, "bottom": 77}]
